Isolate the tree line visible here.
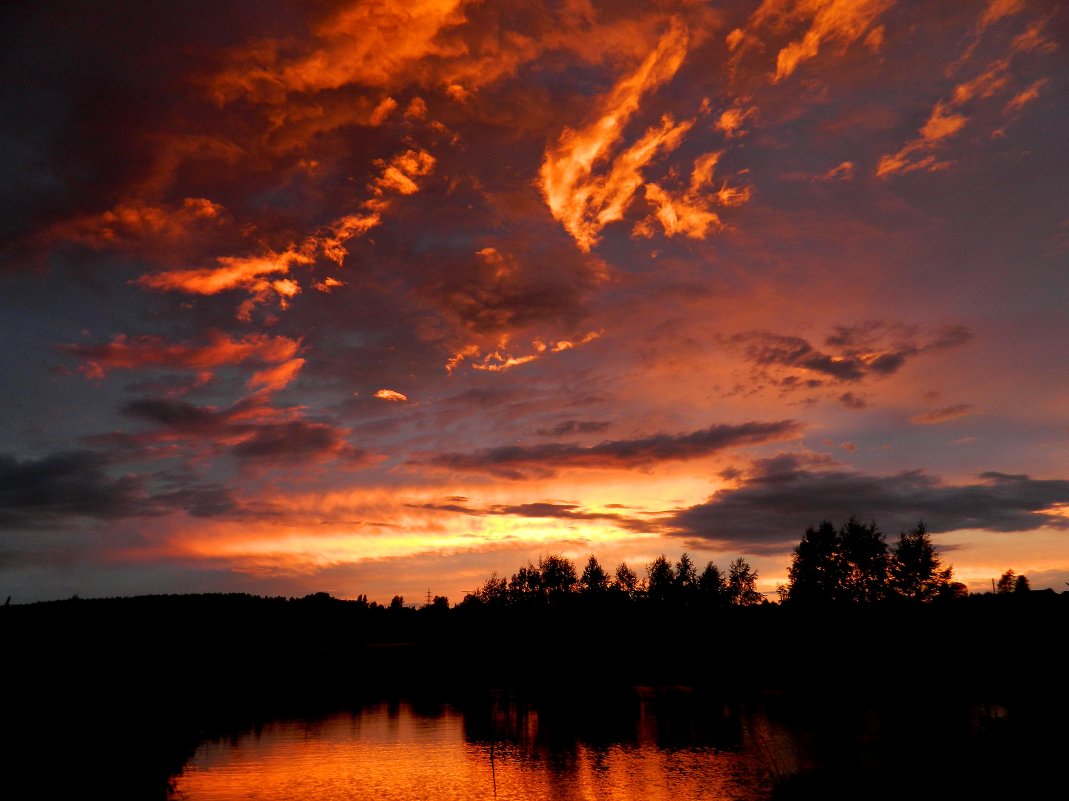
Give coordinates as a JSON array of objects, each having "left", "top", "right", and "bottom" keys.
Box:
[
  {"left": 457, "top": 518, "right": 1037, "bottom": 611},
  {"left": 781, "top": 517, "right": 1038, "bottom": 603},
  {"left": 462, "top": 552, "right": 765, "bottom": 608}
]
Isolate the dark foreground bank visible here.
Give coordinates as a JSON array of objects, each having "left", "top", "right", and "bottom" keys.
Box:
[{"left": 2, "top": 591, "right": 1066, "bottom": 799}]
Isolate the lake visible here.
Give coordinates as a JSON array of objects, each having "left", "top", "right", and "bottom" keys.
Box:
[{"left": 170, "top": 691, "right": 790, "bottom": 801}]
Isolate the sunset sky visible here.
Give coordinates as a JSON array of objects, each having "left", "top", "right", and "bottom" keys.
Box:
[{"left": 2, "top": 0, "right": 1067, "bottom": 603}]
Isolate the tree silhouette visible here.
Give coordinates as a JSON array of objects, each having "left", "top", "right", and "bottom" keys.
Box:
[
  {"left": 727, "top": 558, "right": 762, "bottom": 606},
  {"left": 1014, "top": 574, "right": 1031, "bottom": 593},
  {"left": 579, "top": 555, "right": 610, "bottom": 593},
  {"left": 890, "top": 521, "right": 953, "bottom": 601},
  {"left": 614, "top": 562, "right": 639, "bottom": 597},
  {"left": 466, "top": 573, "right": 506, "bottom": 603},
  {"left": 785, "top": 517, "right": 952, "bottom": 603},
  {"left": 840, "top": 517, "right": 890, "bottom": 602},
  {"left": 996, "top": 569, "right": 1016, "bottom": 594},
  {"left": 699, "top": 561, "right": 727, "bottom": 606},
  {"left": 509, "top": 561, "right": 542, "bottom": 604},
  {"left": 539, "top": 554, "right": 578, "bottom": 599},
  {"left": 785, "top": 520, "right": 848, "bottom": 603},
  {"left": 646, "top": 554, "right": 675, "bottom": 603},
  {"left": 675, "top": 552, "right": 697, "bottom": 588},
  {"left": 673, "top": 552, "right": 700, "bottom": 606}
]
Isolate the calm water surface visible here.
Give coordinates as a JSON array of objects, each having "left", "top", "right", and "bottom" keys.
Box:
[{"left": 172, "top": 697, "right": 782, "bottom": 801}]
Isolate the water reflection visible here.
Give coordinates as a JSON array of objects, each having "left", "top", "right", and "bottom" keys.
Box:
[{"left": 172, "top": 692, "right": 774, "bottom": 801}]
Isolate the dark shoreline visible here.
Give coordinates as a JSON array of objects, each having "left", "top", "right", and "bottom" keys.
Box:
[{"left": 3, "top": 592, "right": 1066, "bottom": 799}]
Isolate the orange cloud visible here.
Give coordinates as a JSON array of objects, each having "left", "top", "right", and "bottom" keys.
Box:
[
  {"left": 1004, "top": 78, "right": 1047, "bottom": 114},
  {"left": 137, "top": 248, "right": 314, "bottom": 319},
  {"left": 405, "top": 97, "right": 428, "bottom": 120},
  {"left": 374, "top": 389, "right": 409, "bottom": 402},
  {"left": 920, "top": 101, "right": 969, "bottom": 143},
  {"left": 947, "top": 0, "right": 1032, "bottom": 76},
  {"left": 637, "top": 183, "right": 721, "bottom": 239},
  {"left": 48, "top": 197, "right": 227, "bottom": 254},
  {"left": 952, "top": 63, "right": 1010, "bottom": 105},
  {"left": 211, "top": 0, "right": 472, "bottom": 103},
  {"left": 775, "top": 0, "right": 892, "bottom": 82},
  {"left": 449, "top": 331, "right": 602, "bottom": 373},
  {"left": 734, "top": 0, "right": 892, "bottom": 83},
  {"left": 313, "top": 277, "right": 345, "bottom": 292},
  {"left": 248, "top": 359, "right": 306, "bottom": 393},
  {"left": 635, "top": 151, "right": 751, "bottom": 240},
  {"left": 371, "top": 148, "right": 436, "bottom": 196},
  {"left": 816, "top": 161, "right": 855, "bottom": 181},
  {"left": 539, "top": 19, "right": 690, "bottom": 251},
  {"left": 61, "top": 331, "right": 301, "bottom": 379},
  {"left": 133, "top": 145, "right": 431, "bottom": 317},
  {"left": 876, "top": 104, "right": 965, "bottom": 177},
  {"left": 318, "top": 213, "right": 382, "bottom": 266},
  {"left": 369, "top": 96, "right": 399, "bottom": 126},
  {"left": 878, "top": 11, "right": 1053, "bottom": 177},
  {"left": 979, "top": 0, "right": 1026, "bottom": 31},
  {"left": 715, "top": 105, "right": 757, "bottom": 138}
]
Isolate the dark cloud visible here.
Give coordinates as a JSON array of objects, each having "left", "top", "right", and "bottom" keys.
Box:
[
  {"left": 838, "top": 392, "right": 867, "bottom": 410},
  {"left": 119, "top": 396, "right": 370, "bottom": 466},
  {"left": 731, "top": 332, "right": 867, "bottom": 381},
  {"left": 154, "top": 484, "right": 239, "bottom": 518},
  {"left": 535, "top": 420, "right": 611, "bottom": 437},
  {"left": 123, "top": 397, "right": 222, "bottom": 432},
  {"left": 0, "top": 451, "right": 149, "bottom": 527},
  {"left": 416, "top": 500, "right": 618, "bottom": 521},
  {"left": 671, "top": 455, "right": 1069, "bottom": 552},
  {"left": 0, "top": 0, "right": 300, "bottom": 249},
  {"left": 410, "top": 499, "right": 655, "bottom": 531},
  {"left": 417, "top": 242, "right": 600, "bottom": 336},
  {"left": 726, "top": 323, "right": 973, "bottom": 386},
  {"left": 494, "top": 502, "right": 619, "bottom": 520},
  {"left": 233, "top": 421, "right": 371, "bottom": 465},
  {"left": 410, "top": 502, "right": 479, "bottom": 515},
  {"left": 0, "top": 450, "right": 270, "bottom": 527},
  {"left": 120, "top": 373, "right": 215, "bottom": 396},
  {"left": 417, "top": 420, "right": 802, "bottom": 479}
]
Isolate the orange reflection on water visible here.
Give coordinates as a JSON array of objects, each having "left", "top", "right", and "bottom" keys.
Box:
[{"left": 172, "top": 702, "right": 772, "bottom": 801}]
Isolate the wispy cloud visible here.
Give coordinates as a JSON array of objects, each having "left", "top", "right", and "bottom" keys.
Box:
[
  {"left": 729, "top": 0, "right": 892, "bottom": 84},
  {"left": 210, "top": 0, "right": 474, "bottom": 103},
  {"left": 540, "top": 19, "right": 692, "bottom": 251},
  {"left": 877, "top": 8, "right": 1054, "bottom": 176},
  {"left": 535, "top": 420, "right": 611, "bottom": 437},
  {"left": 910, "top": 404, "right": 973, "bottom": 425},
  {"left": 725, "top": 322, "right": 972, "bottom": 388},
  {"left": 416, "top": 420, "right": 802, "bottom": 480},
  {"left": 61, "top": 331, "right": 301, "bottom": 381}
]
